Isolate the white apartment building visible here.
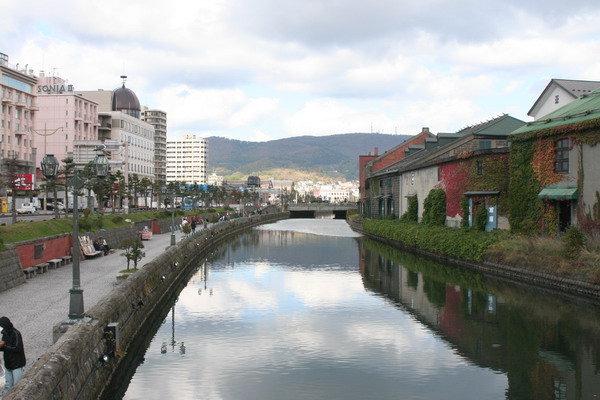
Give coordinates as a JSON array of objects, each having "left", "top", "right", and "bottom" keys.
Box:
[
  {"left": 141, "top": 107, "right": 167, "bottom": 182},
  {"left": 166, "top": 134, "right": 207, "bottom": 184}
]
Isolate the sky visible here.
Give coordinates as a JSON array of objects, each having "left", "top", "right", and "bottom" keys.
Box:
[{"left": 2, "top": 0, "right": 600, "bottom": 142}]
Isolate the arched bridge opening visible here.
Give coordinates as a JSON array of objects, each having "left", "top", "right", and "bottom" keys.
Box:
[{"left": 290, "top": 210, "right": 316, "bottom": 218}]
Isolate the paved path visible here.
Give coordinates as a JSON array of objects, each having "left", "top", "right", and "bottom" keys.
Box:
[{"left": 0, "top": 230, "right": 183, "bottom": 391}]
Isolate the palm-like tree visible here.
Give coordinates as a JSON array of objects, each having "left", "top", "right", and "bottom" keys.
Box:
[
  {"left": 139, "top": 177, "right": 152, "bottom": 209},
  {"left": 128, "top": 174, "right": 140, "bottom": 210},
  {"left": 59, "top": 157, "right": 76, "bottom": 216}
]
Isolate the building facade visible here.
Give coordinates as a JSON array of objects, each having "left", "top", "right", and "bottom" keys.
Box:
[
  {"left": 528, "top": 79, "right": 600, "bottom": 121},
  {"left": 78, "top": 81, "right": 155, "bottom": 181},
  {"left": 34, "top": 73, "right": 99, "bottom": 168},
  {"left": 166, "top": 134, "right": 207, "bottom": 184},
  {"left": 1, "top": 52, "right": 38, "bottom": 178},
  {"left": 141, "top": 107, "right": 167, "bottom": 182}
]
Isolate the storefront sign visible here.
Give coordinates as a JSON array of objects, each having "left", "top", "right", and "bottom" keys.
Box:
[
  {"left": 13, "top": 174, "right": 35, "bottom": 190},
  {"left": 37, "top": 84, "right": 74, "bottom": 94}
]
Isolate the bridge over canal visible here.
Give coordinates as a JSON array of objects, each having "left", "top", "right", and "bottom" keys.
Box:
[{"left": 287, "top": 202, "right": 358, "bottom": 219}]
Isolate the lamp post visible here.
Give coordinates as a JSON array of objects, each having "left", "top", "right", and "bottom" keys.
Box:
[
  {"left": 161, "top": 185, "right": 176, "bottom": 246},
  {"left": 41, "top": 154, "right": 60, "bottom": 219},
  {"left": 64, "top": 153, "right": 108, "bottom": 319}
]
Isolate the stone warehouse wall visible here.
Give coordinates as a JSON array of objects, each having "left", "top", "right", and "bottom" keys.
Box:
[{"left": 4, "top": 212, "right": 288, "bottom": 400}]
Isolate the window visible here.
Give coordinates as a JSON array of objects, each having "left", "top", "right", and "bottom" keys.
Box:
[
  {"left": 437, "top": 167, "right": 441, "bottom": 182},
  {"left": 554, "top": 138, "right": 570, "bottom": 173},
  {"left": 478, "top": 140, "right": 491, "bottom": 150},
  {"left": 476, "top": 161, "right": 483, "bottom": 175}
]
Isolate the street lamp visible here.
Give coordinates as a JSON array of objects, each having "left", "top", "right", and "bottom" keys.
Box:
[
  {"left": 161, "top": 185, "right": 176, "bottom": 246},
  {"left": 51, "top": 154, "right": 108, "bottom": 320},
  {"left": 41, "top": 154, "right": 60, "bottom": 218}
]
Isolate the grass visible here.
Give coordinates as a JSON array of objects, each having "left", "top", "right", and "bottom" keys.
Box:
[
  {"left": 0, "top": 208, "right": 224, "bottom": 248},
  {"left": 116, "top": 268, "right": 138, "bottom": 280},
  {"left": 485, "top": 234, "right": 600, "bottom": 284}
]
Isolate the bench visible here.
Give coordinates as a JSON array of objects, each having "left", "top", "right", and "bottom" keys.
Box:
[
  {"left": 48, "top": 259, "right": 63, "bottom": 269},
  {"left": 35, "top": 262, "right": 49, "bottom": 274},
  {"left": 79, "top": 236, "right": 103, "bottom": 258},
  {"left": 61, "top": 255, "right": 72, "bottom": 265},
  {"left": 23, "top": 267, "right": 37, "bottom": 279}
]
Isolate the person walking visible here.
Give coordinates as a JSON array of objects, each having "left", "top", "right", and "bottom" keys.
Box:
[
  {"left": 190, "top": 219, "right": 197, "bottom": 233},
  {"left": 0, "top": 316, "right": 26, "bottom": 394}
]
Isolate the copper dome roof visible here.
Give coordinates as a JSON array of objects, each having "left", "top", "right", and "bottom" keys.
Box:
[{"left": 112, "top": 84, "right": 141, "bottom": 118}]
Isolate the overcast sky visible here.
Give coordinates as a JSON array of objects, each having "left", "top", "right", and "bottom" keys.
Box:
[{"left": 3, "top": 0, "right": 600, "bottom": 142}]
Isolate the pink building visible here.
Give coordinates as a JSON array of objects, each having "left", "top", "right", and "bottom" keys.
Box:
[{"left": 33, "top": 73, "right": 99, "bottom": 168}]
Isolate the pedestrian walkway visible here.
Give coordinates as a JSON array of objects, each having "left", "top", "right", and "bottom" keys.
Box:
[{"left": 0, "top": 229, "right": 182, "bottom": 393}]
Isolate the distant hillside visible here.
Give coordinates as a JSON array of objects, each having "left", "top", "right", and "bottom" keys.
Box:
[{"left": 206, "top": 133, "right": 409, "bottom": 181}]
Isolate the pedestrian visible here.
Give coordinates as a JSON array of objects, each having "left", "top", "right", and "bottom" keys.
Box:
[
  {"left": 0, "top": 316, "right": 26, "bottom": 394},
  {"left": 191, "top": 219, "right": 197, "bottom": 233}
]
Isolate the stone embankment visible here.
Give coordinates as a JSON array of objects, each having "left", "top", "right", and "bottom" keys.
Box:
[
  {"left": 4, "top": 212, "right": 287, "bottom": 400},
  {"left": 349, "top": 219, "right": 600, "bottom": 304}
]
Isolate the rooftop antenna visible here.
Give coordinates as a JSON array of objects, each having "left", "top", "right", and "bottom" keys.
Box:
[{"left": 120, "top": 75, "right": 127, "bottom": 87}]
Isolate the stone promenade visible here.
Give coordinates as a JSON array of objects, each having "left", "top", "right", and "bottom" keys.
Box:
[{"left": 0, "top": 229, "right": 183, "bottom": 392}]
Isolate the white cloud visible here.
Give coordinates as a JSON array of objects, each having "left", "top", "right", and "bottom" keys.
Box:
[{"left": 2, "top": 0, "right": 599, "bottom": 141}]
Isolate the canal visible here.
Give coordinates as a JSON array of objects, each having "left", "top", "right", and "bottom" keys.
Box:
[{"left": 105, "top": 219, "right": 600, "bottom": 400}]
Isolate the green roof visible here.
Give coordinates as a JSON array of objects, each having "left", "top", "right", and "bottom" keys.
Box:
[
  {"left": 512, "top": 88, "right": 600, "bottom": 135},
  {"left": 456, "top": 114, "right": 525, "bottom": 137},
  {"left": 538, "top": 187, "right": 578, "bottom": 200}
]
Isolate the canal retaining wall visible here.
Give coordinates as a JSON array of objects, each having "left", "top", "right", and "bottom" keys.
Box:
[
  {"left": 349, "top": 219, "right": 600, "bottom": 304},
  {"left": 4, "top": 212, "right": 288, "bottom": 400}
]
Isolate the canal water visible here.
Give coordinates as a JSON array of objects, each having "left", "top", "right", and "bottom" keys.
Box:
[{"left": 108, "top": 219, "right": 600, "bottom": 400}]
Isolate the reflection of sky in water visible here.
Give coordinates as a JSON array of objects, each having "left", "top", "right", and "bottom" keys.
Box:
[{"left": 124, "top": 220, "right": 506, "bottom": 400}]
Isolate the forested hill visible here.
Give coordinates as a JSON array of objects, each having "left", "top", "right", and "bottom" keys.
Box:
[{"left": 206, "top": 132, "right": 409, "bottom": 181}]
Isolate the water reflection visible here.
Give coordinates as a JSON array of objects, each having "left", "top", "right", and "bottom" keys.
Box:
[
  {"left": 361, "top": 238, "right": 600, "bottom": 400},
  {"left": 113, "top": 220, "right": 600, "bottom": 400}
]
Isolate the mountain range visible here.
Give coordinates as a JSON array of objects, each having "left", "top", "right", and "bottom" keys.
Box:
[{"left": 206, "top": 133, "right": 409, "bottom": 181}]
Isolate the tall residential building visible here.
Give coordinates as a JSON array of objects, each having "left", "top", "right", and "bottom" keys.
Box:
[
  {"left": 141, "top": 107, "right": 167, "bottom": 182},
  {"left": 34, "top": 73, "right": 99, "bottom": 168},
  {"left": 0, "top": 52, "right": 38, "bottom": 178},
  {"left": 77, "top": 79, "right": 155, "bottom": 181},
  {"left": 166, "top": 134, "right": 207, "bottom": 184}
]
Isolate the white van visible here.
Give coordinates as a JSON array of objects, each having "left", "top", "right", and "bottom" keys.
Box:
[{"left": 17, "top": 202, "right": 37, "bottom": 214}]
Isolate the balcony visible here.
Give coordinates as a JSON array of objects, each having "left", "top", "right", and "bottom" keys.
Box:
[
  {"left": 14, "top": 100, "right": 26, "bottom": 108},
  {"left": 28, "top": 103, "right": 39, "bottom": 111},
  {"left": 1, "top": 96, "right": 13, "bottom": 103},
  {"left": 99, "top": 122, "right": 112, "bottom": 131}
]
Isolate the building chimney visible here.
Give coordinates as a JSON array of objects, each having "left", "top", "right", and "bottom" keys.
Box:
[
  {"left": 422, "top": 127, "right": 430, "bottom": 134},
  {"left": 374, "top": 147, "right": 379, "bottom": 156}
]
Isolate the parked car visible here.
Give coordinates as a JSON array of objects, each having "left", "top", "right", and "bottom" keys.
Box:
[
  {"left": 17, "top": 203, "right": 37, "bottom": 214},
  {"left": 46, "top": 201, "right": 65, "bottom": 211}
]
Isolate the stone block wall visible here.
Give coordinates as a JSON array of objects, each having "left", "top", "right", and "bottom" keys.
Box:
[
  {"left": 4, "top": 212, "right": 288, "bottom": 400},
  {"left": 0, "top": 249, "right": 25, "bottom": 292}
]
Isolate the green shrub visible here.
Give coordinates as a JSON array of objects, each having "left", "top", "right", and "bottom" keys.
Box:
[
  {"left": 400, "top": 195, "right": 418, "bottom": 222},
  {"left": 79, "top": 217, "right": 92, "bottom": 232},
  {"left": 111, "top": 215, "right": 124, "bottom": 224},
  {"left": 474, "top": 205, "right": 487, "bottom": 231},
  {"left": 82, "top": 208, "right": 91, "bottom": 218},
  {"left": 363, "top": 219, "right": 507, "bottom": 261},
  {"left": 95, "top": 214, "right": 104, "bottom": 228},
  {"left": 422, "top": 189, "right": 446, "bottom": 226},
  {"left": 210, "top": 215, "right": 219, "bottom": 223},
  {"left": 0, "top": 237, "right": 4, "bottom": 251},
  {"left": 460, "top": 196, "right": 470, "bottom": 228},
  {"left": 563, "top": 226, "right": 586, "bottom": 259}
]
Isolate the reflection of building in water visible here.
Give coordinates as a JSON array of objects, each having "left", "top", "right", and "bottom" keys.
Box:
[{"left": 360, "top": 244, "right": 600, "bottom": 399}]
